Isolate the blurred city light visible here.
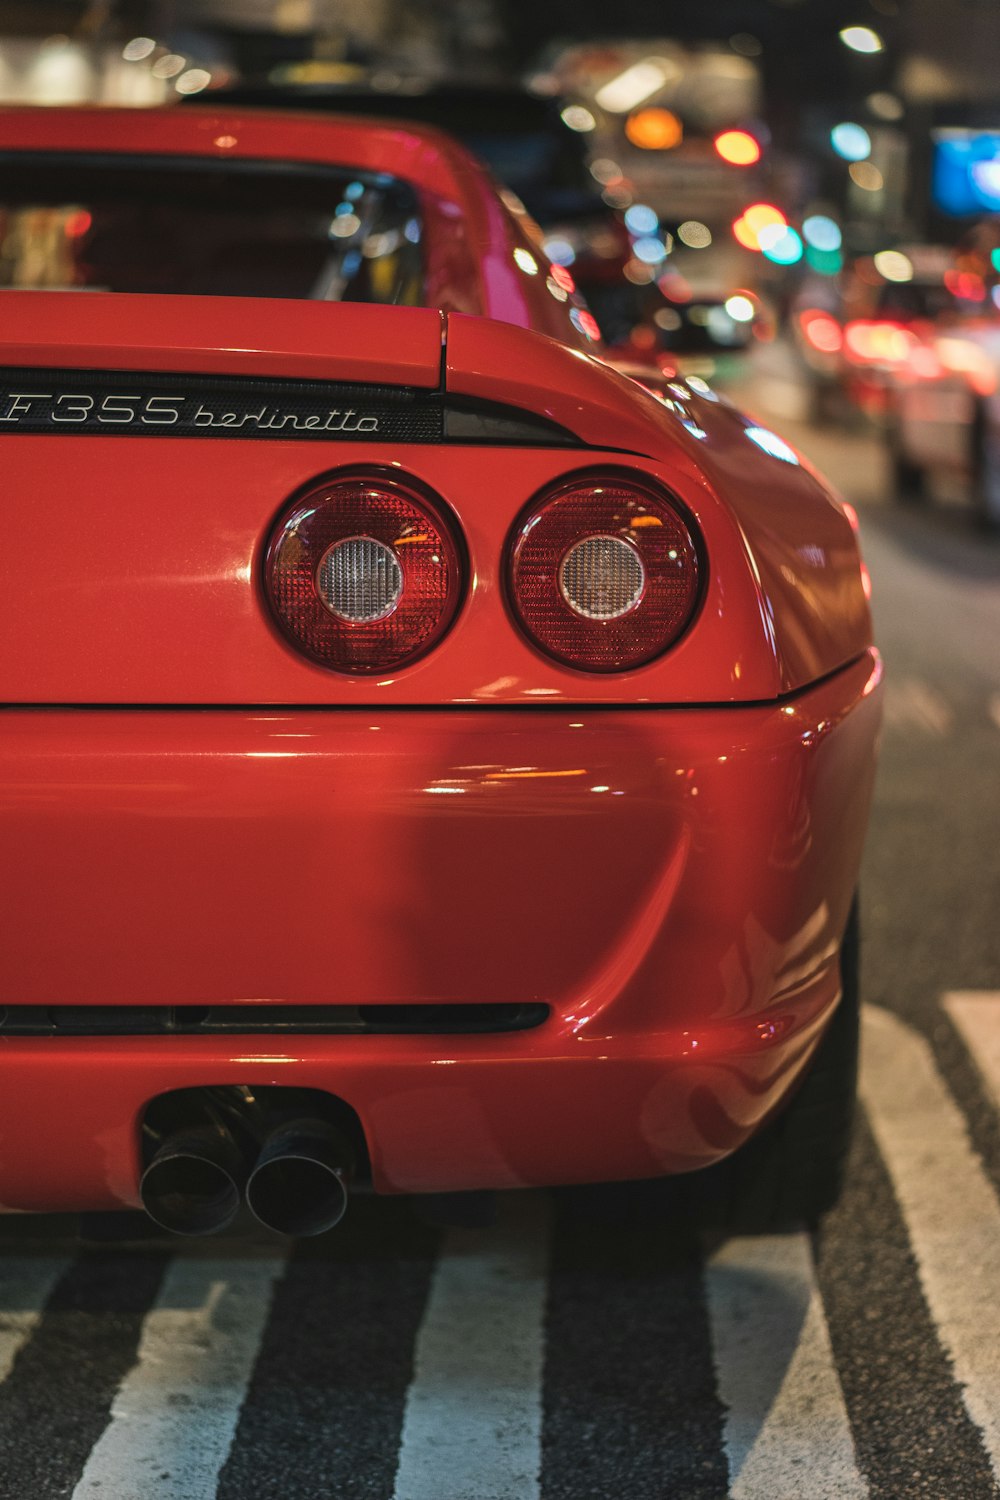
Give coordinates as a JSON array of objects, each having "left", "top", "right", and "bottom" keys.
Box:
[
  {"left": 761, "top": 226, "right": 804, "bottom": 264},
  {"left": 678, "top": 221, "right": 713, "bottom": 249},
  {"left": 624, "top": 204, "right": 659, "bottom": 235},
  {"left": 725, "top": 295, "right": 756, "bottom": 322},
  {"left": 561, "top": 105, "right": 596, "bottom": 133},
  {"left": 176, "top": 69, "right": 211, "bottom": 94},
  {"left": 625, "top": 108, "right": 683, "bottom": 150},
  {"left": 803, "top": 215, "right": 843, "bottom": 252},
  {"left": 800, "top": 309, "right": 844, "bottom": 353},
  {"left": 714, "top": 130, "right": 761, "bottom": 166},
  {"left": 513, "top": 248, "right": 539, "bottom": 275},
  {"left": 28, "top": 38, "right": 94, "bottom": 103},
  {"left": 831, "top": 123, "right": 872, "bottom": 162},
  {"left": 849, "top": 161, "right": 884, "bottom": 191},
  {"left": 595, "top": 57, "right": 680, "bottom": 113},
  {"left": 543, "top": 237, "right": 576, "bottom": 266},
  {"left": 839, "top": 26, "right": 885, "bottom": 54},
  {"left": 874, "top": 250, "right": 914, "bottom": 282},
  {"left": 151, "top": 53, "right": 186, "bottom": 80},
  {"left": 744, "top": 203, "right": 786, "bottom": 235},
  {"left": 868, "top": 92, "right": 904, "bottom": 121},
  {"left": 735, "top": 204, "right": 790, "bottom": 254},
  {"left": 632, "top": 236, "right": 669, "bottom": 265},
  {"left": 806, "top": 245, "right": 845, "bottom": 275},
  {"left": 121, "top": 38, "right": 156, "bottom": 62}
]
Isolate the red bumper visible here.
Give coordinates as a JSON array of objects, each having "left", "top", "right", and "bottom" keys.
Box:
[{"left": 0, "top": 652, "right": 881, "bottom": 1209}]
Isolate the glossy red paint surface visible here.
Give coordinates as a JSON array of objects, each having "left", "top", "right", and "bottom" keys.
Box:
[
  {"left": 0, "top": 289, "right": 445, "bottom": 386},
  {"left": 0, "top": 436, "right": 776, "bottom": 704},
  {"left": 0, "top": 653, "right": 881, "bottom": 1208},
  {"left": 0, "top": 320, "right": 867, "bottom": 704},
  {"left": 0, "top": 105, "right": 882, "bottom": 1214}
]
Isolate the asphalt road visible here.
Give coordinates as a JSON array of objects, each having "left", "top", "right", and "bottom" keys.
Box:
[{"left": 0, "top": 411, "right": 999, "bottom": 1500}]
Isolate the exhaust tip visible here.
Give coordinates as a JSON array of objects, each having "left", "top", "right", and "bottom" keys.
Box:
[
  {"left": 140, "top": 1129, "right": 244, "bottom": 1237},
  {"left": 247, "top": 1120, "right": 351, "bottom": 1237}
]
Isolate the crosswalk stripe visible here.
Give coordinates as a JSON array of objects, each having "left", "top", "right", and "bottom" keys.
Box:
[
  {"left": 541, "top": 1203, "right": 728, "bottom": 1497},
  {"left": 393, "top": 1192, "right": 548, "bottom": 1500},
  {"left": 214, "top": 1197, "right": 440, "bottom": 1500},
  {"left": 70, "top": 1247, "right": 287, "bottom": 1500},
  {"left": 0, "top": 1254, "right": 73, "bottom": 1385},
  {"left": 943, "top": 991, "right": 1000, "bottom": 1110},
  {"left": 705, "top": 1233, "right": 868, "bottom": 1499},
  {"left": 860, "top": 1004, "right": 1000, "bottom": 1483}
]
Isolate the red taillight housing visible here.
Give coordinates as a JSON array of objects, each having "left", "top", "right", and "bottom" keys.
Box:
[
  {"left": 507, "top": 472, "right": 701, "bottom": 672},
  {"left": 265, "top": 472, "right": 462, "bottom": 673}
]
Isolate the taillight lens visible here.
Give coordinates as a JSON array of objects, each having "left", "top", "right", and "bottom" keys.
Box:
[
  {"left": 507, "top": 472, "right": 700, "bottom": 671},
  {"left": 265, "top": 473, "right": 462, "bottom": 673}
]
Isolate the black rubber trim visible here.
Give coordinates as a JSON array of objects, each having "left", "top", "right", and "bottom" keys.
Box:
[{"left": 0, "top": 1002, "right": 549, "bottom": 1037}]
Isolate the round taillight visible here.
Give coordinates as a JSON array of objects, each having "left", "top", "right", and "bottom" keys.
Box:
[
  {"left": 265, "top": 473, "right": 462, "bottom": 673},
  {"left": 507, "top": 472, "right": 700, "bottom": 671}
]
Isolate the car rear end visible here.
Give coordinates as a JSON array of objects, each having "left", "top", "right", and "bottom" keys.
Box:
[{"left": 0, "top": 109, "right": 881, "bottom": 1224}]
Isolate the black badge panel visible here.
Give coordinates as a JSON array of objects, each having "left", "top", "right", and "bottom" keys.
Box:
[{"left": 0, "top": 367, "right": 444, "bottom": 442}]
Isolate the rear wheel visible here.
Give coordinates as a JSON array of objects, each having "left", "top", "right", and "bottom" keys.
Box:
[
  {"left": 559, "top": 903, "right": 861, "bottom": 1233},
  {"left": 691, "top": 898, "right": 860, "bottom": 1233}
]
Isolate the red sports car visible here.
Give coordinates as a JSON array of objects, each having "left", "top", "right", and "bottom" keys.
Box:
[{"left": 0, "top": 106, "right": 881, "bottom": 1237}]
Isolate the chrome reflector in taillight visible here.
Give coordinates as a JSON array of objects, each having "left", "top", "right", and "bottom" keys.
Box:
[
  {"left": 265, "top": 473, "right": 462, "bottom": 673},
  {"left": 316, "top": 537, "right": 404, "bottom": 623},
  {"left": 558, "top": 534, "right": 646, "bottom": 620},
  {"left": 507, "top": 471, "right": 701, "bottom": 672}
]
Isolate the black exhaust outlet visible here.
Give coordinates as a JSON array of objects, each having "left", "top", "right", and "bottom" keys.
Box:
[
  {"left": 246, "top": 1118, "right": 353, "bottom": 1237},
  {"left": 140, "top": 1122, "right": 247, "bottom": 1237}
]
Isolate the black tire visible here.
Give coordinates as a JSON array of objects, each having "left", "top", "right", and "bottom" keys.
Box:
[
  {"left": 689, "top": 899, "right": 860, "bottom": 1233},
  {"left": 971, "top": 402, "right": 1000, "bottom": 534}
]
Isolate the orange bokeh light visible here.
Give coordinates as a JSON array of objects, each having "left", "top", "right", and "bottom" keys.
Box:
[
  {"left": 714, "top": 130, "right": 761, "bottom": 166},
  {"left": 625, "top": 108, "right": 683, "bottom": 150},
  {"left": 733, "top": 203, "right": 786, "bottom": 250},
  {"left": 732, "top": 216, "right": 757, "bottom": 250},
  {"left": 743, "top": 203, "right": 786, "bottom": 235}
]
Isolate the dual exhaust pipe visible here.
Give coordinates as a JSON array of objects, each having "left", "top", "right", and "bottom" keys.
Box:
[{"left": 141, "top": 1111, "right": 352, "bottom": 1238}]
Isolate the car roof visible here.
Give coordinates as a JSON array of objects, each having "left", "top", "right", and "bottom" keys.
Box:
[
  {"left": 186, "top": 83, "right": 603, "bottom": 220},
  {"left": 0, "top": 104, "right": 483, "bottom": 203}
]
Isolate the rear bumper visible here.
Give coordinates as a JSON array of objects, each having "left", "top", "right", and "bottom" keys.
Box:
[{"left": 0, "top": 652, "right": 881, "bottom": 1209}]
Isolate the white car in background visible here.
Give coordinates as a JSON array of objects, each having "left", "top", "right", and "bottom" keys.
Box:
[{"left": 881, "top": 276, "right": 1000, "bottom": 531}]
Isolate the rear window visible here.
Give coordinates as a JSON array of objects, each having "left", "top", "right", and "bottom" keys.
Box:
[{"left": 0, "top": 153, "right": 424, "bottom": 304}]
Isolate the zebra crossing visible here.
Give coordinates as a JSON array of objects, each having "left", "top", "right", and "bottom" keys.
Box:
[{"left": 0, "top": 997, "right": 998, "bottom": 1500}]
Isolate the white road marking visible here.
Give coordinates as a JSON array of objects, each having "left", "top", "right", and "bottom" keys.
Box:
[
  {"left": 393, "top": 1192, "right": 549, "bottom": 1500},
  {"left": 71, "top": 1247, "right": 287, "bottom": 1500},
  {"left": 861, "top": 1004, "right": 1000, "bottom": 1482},
  {"left": 0, "top": 1253, "right": 72, "bottom": 1384},
  {"left": 944, "top": 992, "right": 1000, "bottom": 1110},
  {"left": 705, "top": 1234, "right": 867, "bottom": 1500},
  {"left": 883, "top": 678, "right": 953, "bottom": 737}
]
